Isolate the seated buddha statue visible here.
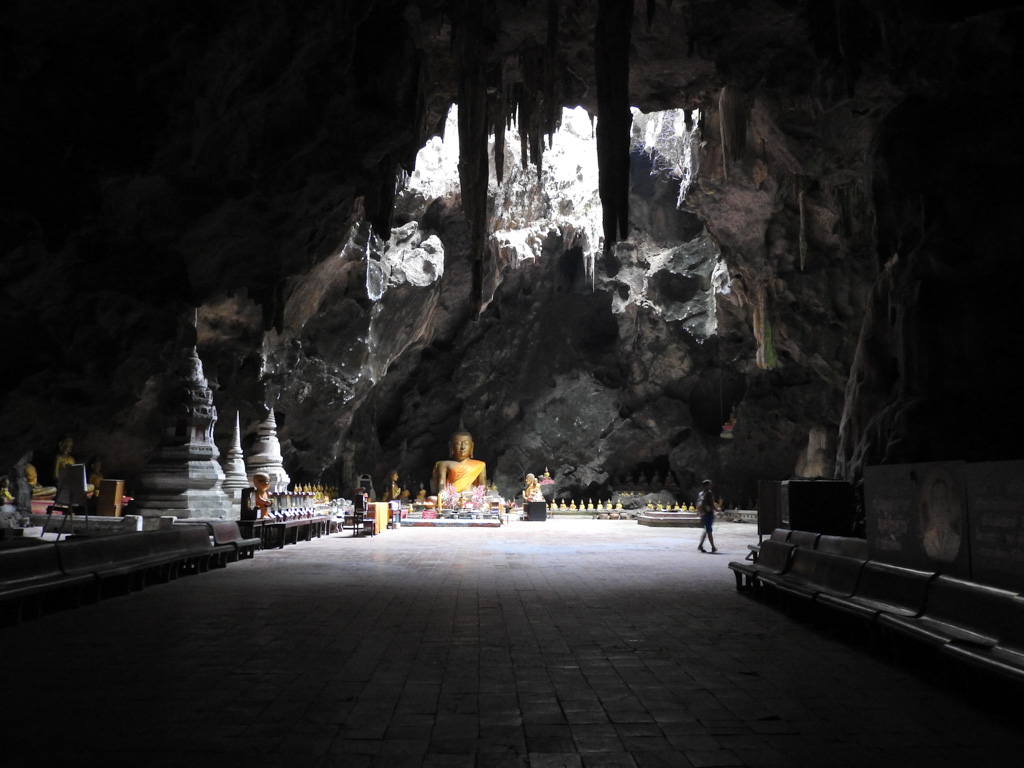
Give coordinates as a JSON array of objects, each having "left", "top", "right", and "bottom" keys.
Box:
[
  {"left": 432, "top": 427, "right": 487, "bottom": 495},
  {"left": 25, "top": 463, "right": 56, "bottom": 499},
  {"left": 87, "top": 456, "right": 103, "bottom": 495},
  {"left": 523, "top": 473, "right": 543, "bottom": 503},
  {"left": 381, "top": 470, "right": 402, "bottom": 503},
  {"left": 251, "top": 473, "right": 273, "bottom": 518},
  {"left": 53, "top": 435, "right": 76, "bottom": 485}
]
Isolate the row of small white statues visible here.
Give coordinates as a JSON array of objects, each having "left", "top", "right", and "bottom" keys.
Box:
[{"left": 530, "top": 499, "right": 705, "bottom": 512}]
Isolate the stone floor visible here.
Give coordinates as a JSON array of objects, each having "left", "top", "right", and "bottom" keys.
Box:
[{"left": 5, "top": 520, "right": 1021, "bottom": 767}]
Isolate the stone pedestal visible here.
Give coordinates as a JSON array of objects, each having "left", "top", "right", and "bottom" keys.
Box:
[
  {"left": 246, "top": 408, "right": 291, "bottom": 493},
  {"left": 133, "top": 347, "right": 234, "bottom": 520}
]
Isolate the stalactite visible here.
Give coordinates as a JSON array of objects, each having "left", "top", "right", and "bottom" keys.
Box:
[
  {"left": 753, "top": 294, "right": 776, "bottom": 370},
  {"left": 544, "top": 0, "right": 560, "bottom": 157},
  {"left": 718, "top": 85, "right": 747, "bottom": 180},
  {"left": 492, "top": 85, "right": 506, "bottom": 184},
  {"left": 595, "top": 0, "right": 634, "bottom": 251},
  {"left": 452, "top": 0, "right": 493, "bottom": 320},
  {"left": 365, "top": 153, "right": 397, "bottom": 240},
  {"left": 798, "top": 186, "right": 807, "bottom": 271}
]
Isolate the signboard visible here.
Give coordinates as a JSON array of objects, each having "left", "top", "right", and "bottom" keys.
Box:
[
  {"left": 967, "top": 460, "right": 1024, "bottom": 592},
  {"left": 864, "top": 461, "right": 970, "bottom": 578}
]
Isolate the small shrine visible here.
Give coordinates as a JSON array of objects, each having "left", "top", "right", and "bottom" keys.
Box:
[
  {"left": 246, "top": 408, "right": 291, "bottom": 493},
  {"left": 133, "top": 347, "right": 233, "bottom": 520},
  {"left": 720, "top": 408, "right": 738, "bottom": 439}
]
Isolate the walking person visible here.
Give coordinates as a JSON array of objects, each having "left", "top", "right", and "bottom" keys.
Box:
[{"left": 697, "top": 478, "right": 719, "bottom": 553}]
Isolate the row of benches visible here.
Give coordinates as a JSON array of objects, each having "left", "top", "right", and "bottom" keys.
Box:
[
  {"left": 236, "top": 514, "right": 332, "bottom": 548},
  {"left": 0, "top": 521, "right": 260, "bottom": 627},
  {"left": 729, "top": 529, "right": 1024, "bottom": 686}
]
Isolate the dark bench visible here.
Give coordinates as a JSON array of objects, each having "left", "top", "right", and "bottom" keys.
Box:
[
  {"left": 760, "top": 548, "right": 866, "bottom": 604},
  {"left": 205, "top": 521, "right": 260, "bottom": 566},
  {"left": 878, "top": 575, "right": 1017, "bottom": 649},
  {"left": 0, "top": 541, "right": 96, "bottom": 625},
  {"left": 729, "top": 539, "right": 795, "bottom": 591},
  {"left": 941, "top": 595, "right": 1024, "bottom": 684},
  {"left": 266, "top": 514, "right": 331, "bottom": 548},
  {"left": 816, "top": 535, "right": 868, "bottom": 558},
  {"left": 746, "top": 527, "right": 790, "bottom": 562},
  {"left": 787, "top": 530, "right": 821, "bottom": 549},
  {"left": 816, "top": 561, "right": 935, "bottom": 622},
  {"left": 55, "top": 528, "right": 213, "bottom": 597}
]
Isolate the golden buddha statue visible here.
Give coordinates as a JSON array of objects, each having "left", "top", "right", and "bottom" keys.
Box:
[
  {"left": 25, "top": 463, "right": 56, "bottom": 499},
  {"left": 432, "top": 426, "right": 487, "bottom": 494},
  {"left": 87, "top": 456, "right": 103, "bottom": 497},
  {"left": 416, "top": 484, "right": 427, "bottom": 500},
  {"left": 523, "top": 473, "right": 543, "bottom": 503},
  {"left": 381, "top": 470, "right": 402, "bottom": 503},
  {"left": 54, "top": 435, "right": 76, "bottom": 484}
]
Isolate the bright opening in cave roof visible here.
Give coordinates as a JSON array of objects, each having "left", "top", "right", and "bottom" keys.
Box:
[{"left": 395, "top": 103, "right": 725, "bottom": 338}]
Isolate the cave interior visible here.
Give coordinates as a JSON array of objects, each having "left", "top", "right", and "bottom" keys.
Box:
[{"left": 2, "top": 0, "right": 1023, "bottom": 513}]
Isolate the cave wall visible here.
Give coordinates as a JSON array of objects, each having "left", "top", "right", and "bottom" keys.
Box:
[{"left": 3, "top": 1, "right": 1023, "bottom": 508}]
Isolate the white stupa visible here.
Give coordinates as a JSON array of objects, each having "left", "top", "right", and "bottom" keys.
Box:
[
  {"left": 245, "top": 408, "right": 291, "bottom": 493},
  {"left": 221, "top": 411, "right": 249, "bottom": 501}
]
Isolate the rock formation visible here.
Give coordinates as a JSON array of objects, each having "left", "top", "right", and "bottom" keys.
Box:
[{"left": 1, "top": 1, "right": 1021, "bottom": 509}]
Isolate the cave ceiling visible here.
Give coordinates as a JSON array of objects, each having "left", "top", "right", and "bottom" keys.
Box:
[{"left": 2, "top": 0, "right": 1023, "bottom": 506}]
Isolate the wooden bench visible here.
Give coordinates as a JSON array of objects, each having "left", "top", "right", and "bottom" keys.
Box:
[
  {"left": 941, "top": 595, "right": 1024, "bottom": 685},
  {"left": 760, "top": 548, "right": 866, "bottom": 605},
  {"left": 746, "top": 527, "right": 791, "bottom": 562},
  {"left": 205, "top": 521, "right": 260, "bottom": 566},
  {"left": 877, "top": 575, "right": 1017, "bottom": 649},
  {"left": 816, "top": 561, "right": 935, "bottom": 623},
  {"left": 55, "top": 528, "right": 213, "bottom": 597},
  {"left": 787, "top": 530, "right": 821, "bottom": 549},
  {"left": 729, "top": 539, "right": 795, "bottom": 591},
  {"left": 0, "top": 540, "right": 95, "bottom": 625},
  {"left": 816, "top": 535, "right": 868, "bottom": 558}
]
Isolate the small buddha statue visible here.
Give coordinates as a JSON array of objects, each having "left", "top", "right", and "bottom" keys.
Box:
[
  {"left": 559, "top": 500, "right": 567, "bottom": 510},
  {"left": 25, "top": 462, "right": 56, "bottom": 499},
  {"left": 616, "top": 502, "right": 623, "bottom": 510},
  {"left": 87, "top": 455, "right": 103, "bottom": 497},
  {"left": 432, "top": 424, "right": 487, "bottom": 494},
  {"left": 381, "top": 470, "right": 402, "bottom": 502},
  {"left": 416, "top": 484, "right": 427, "bottom": 501},
  {"left": 53, "top": 435, "right": 76, "bottom": 485},
  {"left": 252, "top": 472, "right": 273, "bottom": 518},
  {"left": 523, "top": 473, "right": 543, "bottom": 503}
]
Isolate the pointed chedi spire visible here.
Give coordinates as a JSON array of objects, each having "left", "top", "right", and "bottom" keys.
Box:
[{"left": 221, "top": 411, "right": 249, "bottom": 500}]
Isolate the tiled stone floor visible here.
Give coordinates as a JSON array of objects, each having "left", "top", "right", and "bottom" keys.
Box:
[{"left": 5, "top": 520, "right": 1021, "bottom": 767}]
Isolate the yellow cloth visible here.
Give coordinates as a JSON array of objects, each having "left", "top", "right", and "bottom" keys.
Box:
[{"left": 445, "top": 459, "right": 486, "bottom": 493}]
